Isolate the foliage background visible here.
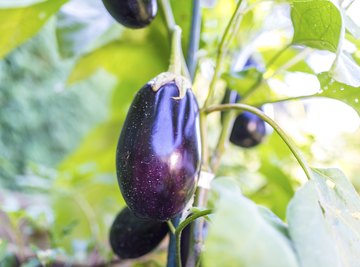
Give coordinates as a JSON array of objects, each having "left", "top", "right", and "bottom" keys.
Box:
[{"left": 0, "top": 0, "right": 360, "bottom": 266}]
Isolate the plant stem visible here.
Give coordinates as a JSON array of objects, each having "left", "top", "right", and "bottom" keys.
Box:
[
  {"left": 203, "top": 0, "right": 244, "bottom": 108},
  {"left": 184, "top": 2, "right": 245, "bottom": 266},
  {"left": 167, "top": 220, "right": 176, "bottom": 234},
  {"left": 211, "top": 43, "right": 295, "bottom": 170},
  {"left": 205, "top": 104, "right": 313, "bottom": 181},
  {"left": 169, "top": 26, "right": 183, "bottom": 76},
  {"left": 187, "top": 0, "right": 202, "bottom": 80},
  {"left": 159, "top": 0, "right": 191, "bottom": 80},
  {"left": 175, "top": 210, "right": 213, "bottom": 267}
]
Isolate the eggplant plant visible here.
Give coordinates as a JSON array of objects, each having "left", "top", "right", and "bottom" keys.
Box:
[{"left": 1, "top": 0, "right": 360, "bottom": 267}]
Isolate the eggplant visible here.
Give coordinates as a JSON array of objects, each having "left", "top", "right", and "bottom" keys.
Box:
[
  {"left": 102, "top": 0, "right": 157, "bottom": 29},
  {"left": 109, "top": 207, "right": 169, "bottom": 259},
  {"left": 229, "top": 106, "right": 266, "bottom": 148},
  {"left": 221, "top": 89, "right": 266, "bottom": 148},
  {"left": 116, "top": 79, "right": 201, "bottom": 221}
]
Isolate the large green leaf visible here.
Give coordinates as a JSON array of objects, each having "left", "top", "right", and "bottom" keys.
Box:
[
  {"left": 287, "top": 168, "right": 360, "bottom": 267},
  {"left": 318, "top": 72, "right": 360, "bottom": 115},
  {"left": 222, "top": 69, "right": 360, "bottom": 117},
  {"left": 204, "top": 178, "right": 299, "bottom": 267},
  {"left": 56, "top": 0, "right": 122, "bottom": 58},
  {"left": 0, "top": 0, "right": 68, "bottom": 59},
  {"left": 290, "top": 0, "right": 342, "bottom": 52}
]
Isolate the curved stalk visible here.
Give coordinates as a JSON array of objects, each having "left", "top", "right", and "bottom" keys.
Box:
[
  {"left": 203, "top": 0, "right": 244, "bottom": 108},
  {"left": 205, "top": 103, "right": 313, "bottom": 181},
  {"left": 175, "top": 209, "right": 213, "bottom": 267}
]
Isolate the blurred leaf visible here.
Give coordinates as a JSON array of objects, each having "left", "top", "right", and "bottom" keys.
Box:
[
  {"left": 344, "top": 14, "right": 360, "bottom": 39},
  {"left": 331, "top": 51, "right": 360, "bottom": 87},
  {"left": 257, "top": 206, "right": 290, "bottom": 238},
  {"left": 0, "top": 0, "right": 45, "bottom": 8},
  {"left": 202, "top": 0, "right": 236, "bottom": 52},
  {"left": 56, "top": 0, "right": 122, "bottom": 58},
  {"left": 222, "top": 68, "right": 262, "bottom": 96},
  {"left": 171, "top": 0, "right": 192, "bottom": 57},
  {"left": 287, "top": 168, "right": 360, "bottom": 267},
  {"left": 68, "top": 39, "right": 167, "bottom": 87},
  {"left": 0, "top": 252, "right": 17, "bottom": 267},
  {"left": 0, "top": 240, "right": 7, "bottom": 260},
  {"left": 59, "top": 120, "right": 120, "bottom": 173},
  {"left": 262, "top": 47, "right": 313, "bottom": 74},
  {"left": 290, "top": 0, "right": 342, "bottom": 52},
  {"left": 204, "top": 178, "right": 299, "bottom": 267},
  {"left": 0, "top": 0, "right": 68, "bottom": 59},
  {"left": 318, "top": 72, "right": 360, "bottom": 115}
]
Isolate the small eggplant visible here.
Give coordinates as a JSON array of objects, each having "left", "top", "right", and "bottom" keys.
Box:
[
  {"left": 109, "top": 207, "right": 169, "bottom": 259},
  {"left": 221, "top": 89, "right": 266, "bottom": 148},
  {"left": 102, "top": 0, "right": 157, "bottom": 29},
  {"left": 229, "top": 106, "right": 266, "bottom": 148},
  {"left": 116, "top": 75, "right": 201, "bottom": 221}
]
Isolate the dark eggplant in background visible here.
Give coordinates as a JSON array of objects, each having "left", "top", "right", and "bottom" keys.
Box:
[
  {"left": 102, "top": 0, "right": 157, "bottom": 29},
  {"left": 221, "top": 56, "right": 267, "bottom": 148},
  {"left": 222, "top": 89, "right": 266, "bottom": 148},
  {"left": 116, "top": 80, "right": 201, "bottom": 221},
  {"left": 109, "top": 207, "right": 169, "bottom": 259}
]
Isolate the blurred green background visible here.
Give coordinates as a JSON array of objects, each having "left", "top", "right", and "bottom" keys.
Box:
[{"left": 0, "top": 0, "right": 360, "bottom": 266}]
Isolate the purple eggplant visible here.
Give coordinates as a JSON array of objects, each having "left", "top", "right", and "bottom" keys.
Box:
[
  {"left": 116, "top": 80, "right": 201, "bottom": 221},
  {"left": 109, "top": 207, "right": 169, "bottom": 259},
  {"left": 221, "top": 89, "right": 266, "bottom": 148},
  {"left": 102, "top": 0, "right": 157, "bottom": 29}
]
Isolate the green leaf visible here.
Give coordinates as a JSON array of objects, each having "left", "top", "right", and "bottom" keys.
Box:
[
  {"left": 222, "top": 68, "right": 263, "bottom": 96},
  {"left": 290, "top": 0, "right": 342, "bottom": 52},
  {"left": 287, "top": 168, "right": 360, "bottom": 267},
  {"left": 0, "top": 239, "right": 7, "bottom": 260},
  {"left": 318, "top": 72, "right": 360, "bottom": 115},
  {"left": 261, "top": 47, "right": 313, "bottom": 74},
  {"left": 204, "top": 178, "right": 299, "bottom": 267},
  {"left": 0, "top": 0, "right": 68, "bottom": 59},
  {"left": 56, "top": 0, "right": 122, "bottom": 58}
]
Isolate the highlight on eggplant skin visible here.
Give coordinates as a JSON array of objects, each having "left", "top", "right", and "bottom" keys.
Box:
[
  {"left": 116, "top": 81, "right": 201, "bottom": 221},
  {"left": 109, "top": 207, "right": 169, "bottom": 259},
  {"left": 102, "top": 0, "right": 157, "bottom": 29}
]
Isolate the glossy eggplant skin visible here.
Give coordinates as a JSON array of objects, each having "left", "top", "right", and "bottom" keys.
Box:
[
  {"left": 222, "top": 89, "right": 266, "bottom": 148},
  {"left": 109, "top": 207, "right": 169, "bottom": 259},
  {"left": 116, "top": 82, "right": 201, "bottom": 221},
  {"left": 102, "top": 0, "right": 157, "bottom": 29}
]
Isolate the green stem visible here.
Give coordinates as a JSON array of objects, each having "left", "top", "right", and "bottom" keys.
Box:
[
  {"left": 210, "top": 109, "right": 235, "bottom": 172},
  {"left": 203, "top": 0, "right": 244, "bottom": 108},
  {"left": 205, "top": 104, "right": 313, "bottom": 181},
  {"left": 175, "top": 210, "right": 213, "bottom": 267},
  {"left": 169, "top": 25, "right": 183, "bottom": 76},
  {"left": 211, "top": 43, "right": 295, "bottom": 170},
  {"left": 159, "top": 0, "right": 176, "bottom": 30},
  {"left": 159, "top": 0, "right": 191, "bottom": 80},
  {"left": 167, "top": 220, "right": 176, "bottom": 235}
]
